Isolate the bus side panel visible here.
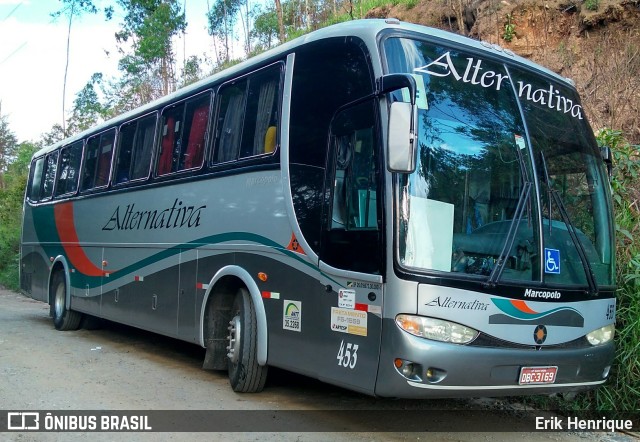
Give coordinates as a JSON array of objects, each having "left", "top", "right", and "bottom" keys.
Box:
[
  {"left": 125, "top": 249, "right": 180, "bottom": 337},
  {"left": 20, "top": 205, "right": 49, "bottom": 302},
  {"left": 234, "top": 252, "right": 382, "bottom": 396},
  {"left": 98, "top": 275, "right": 132, "bottom": 325},
  {"left": 27, "top": 249, "right": 49, "bottom": 303},
  {"left": 20, "top": 245, "right": 34, "bottom": 296},
  {"left": 68, "top": 245, "right": 104, "bottom": 316},
  {"left": 177, "top": 248, "right": 199, "bottom": 342}
]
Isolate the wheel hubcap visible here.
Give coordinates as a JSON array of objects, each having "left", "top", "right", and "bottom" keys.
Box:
[
  {"left": 227, "top": 315, "right": 241, "bottom": 364},
  {"left": 54, "top": 283, "right": 65, "bottom": 319}
]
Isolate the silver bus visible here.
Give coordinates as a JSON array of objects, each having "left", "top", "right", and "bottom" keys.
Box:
[{"left": 21, "top": 19, "right": 616, "bottom": 397}]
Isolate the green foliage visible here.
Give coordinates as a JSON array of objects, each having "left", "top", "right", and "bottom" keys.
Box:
[
  {"left": 0, "top": 109, "right": 19, "bottom": 178},
  {"left": 585, "top": 0, "right": 599, "bottom": 11},
  {"left": 593, "top": 129, "right": 640, "bottom": 411},
  {"left": 251, "top": 8, "right": 279, "bottom": 49},
  {"left": 67, "top": 73, "right": 110, "bottom": 135},
  {"left": 51, "top": 0, "right": 97, "bottom": 20},
  {"left": 405, "top": 0, "right": 419, "bottom": 9},
  {"left": 112, "top": 0, "right": 186, "bottom": 101},
  {"left": 177, "top": 56, "right": 204, "bottom": 89},
  {"left": 0, "top": 142, "right": 39, "bottom": 290},
  {"left": 502, "top": 13, "right": 515, "bottom": 42},
  {"left": 518, "top": 129, "right": 640, "bottom": 413},
  {"left": 207, "top": 0, "right": 243, "bottom": 63}
]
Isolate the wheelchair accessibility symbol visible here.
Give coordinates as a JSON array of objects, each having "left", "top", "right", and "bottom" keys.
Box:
[{"left": 545, "top": 248, "right": 561, "bottom": 274}]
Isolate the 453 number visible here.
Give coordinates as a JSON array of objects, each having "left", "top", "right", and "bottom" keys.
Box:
[{"left": 336, "top": 340, "right": 359, "bottom": 369}]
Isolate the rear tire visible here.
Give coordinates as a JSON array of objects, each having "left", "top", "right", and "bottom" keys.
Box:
[
  {"left": 50, "top": 271, "right": 82, "bottom": 331},
  {"left": 227, "top": 287, "right": 268, "bottom": 392}
]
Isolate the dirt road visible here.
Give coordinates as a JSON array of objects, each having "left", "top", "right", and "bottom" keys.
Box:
[{"left": 0, "top": 289, "right": 632, "bottom": 441}]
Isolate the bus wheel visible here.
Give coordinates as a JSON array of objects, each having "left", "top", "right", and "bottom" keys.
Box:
[
  {"left": 227, "top": 287, "right": 267, "bottom": 392},
  {"left": 51, "top": 271, "right": 82, "bottom": 331}
]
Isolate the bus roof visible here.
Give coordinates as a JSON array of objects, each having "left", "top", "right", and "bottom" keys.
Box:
[{"left": 32, "top": 18, "right": 572, "bottom": 159}]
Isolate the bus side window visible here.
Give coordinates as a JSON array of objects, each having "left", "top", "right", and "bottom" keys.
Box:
[
  {"left": 131, "top": 116, "right": 157, "bottom": 179},
  {"left": 116, "top": 121, "right": 136, "bottom": 183},
  {"left": 82, "top": 129, "right": 116, "bottom": 191},
  {"left": 42, "top": 151, "right": 59, "bottom": 200},
  {"left": 116, "top": 114, "right": 156, "bottom": 184},
  {"left": 95, "top": 130, "right": 115, "bottom": 187},
  {"left": 241, "top": 68, "right": 280, "bottom": 158},
  {"left": 158, "top": 91, "right": 210, "bottom": 176},
  {"left": 82, "top": 136, "right": 100, "bottom": 190},
  {"left": 55, "top": 141, "right": 82, "bottom": 196},
  {"left": 28, "top": 157, "right": 45, "bottom": 202},
  {"left": 158, "top": 110, "right": 179, "bottom": 175},
  {"left": 180, "top": 94, "right": 210, "bottom": 170},
  {"left": 214, "top": 82, "right": 246, "bottom": 164}
]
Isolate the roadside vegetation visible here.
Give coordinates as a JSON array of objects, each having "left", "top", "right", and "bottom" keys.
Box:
[
  {"left": 592, "top": 129, "right": 640, "bottom": 412},
  {"left": 0, "top": 0, "right": 638, "bottom": 412}
]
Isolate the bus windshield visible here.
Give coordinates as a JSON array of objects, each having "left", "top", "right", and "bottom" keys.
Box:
[{"left": 383, "top": 36, "right": 614, "bottom": 289}]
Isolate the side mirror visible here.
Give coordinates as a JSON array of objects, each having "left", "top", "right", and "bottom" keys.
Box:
[
  {"left": 387, "top": 101, "right": 417, "bottom": 173},
  {"left": 600, "top": 146, "right": 612, "bottom": 179},
  {"left": 378, "top": 74, "right": 418, "bottom": 174}
]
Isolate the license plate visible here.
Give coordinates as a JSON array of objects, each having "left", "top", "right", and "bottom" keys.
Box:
[{"left": 519, "top": 366, "right": 558, "bottom": 385}]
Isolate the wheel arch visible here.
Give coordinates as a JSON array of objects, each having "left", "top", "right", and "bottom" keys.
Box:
[
  {"left": 48, "top": 255, "right": 71, "bottom": 309},
  {"left": 199, "top": 265, "right": 268, "bottom": 366}
]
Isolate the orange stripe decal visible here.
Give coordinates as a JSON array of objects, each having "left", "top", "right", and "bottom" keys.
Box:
[
  {"left": 511, "top": 300, "right": 538, "bottom": 314},
  {"left": 54, "top": 202, "right": 104, "bottom": 277}
]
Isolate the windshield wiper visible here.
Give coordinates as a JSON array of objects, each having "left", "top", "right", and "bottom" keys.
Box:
[
  {"left": 485, "top": 141, "right": 533, "bottom": 288},
  {"left": 484, "top": 181, "right": 532, "bottom": 288},
  {"left": 539, "top": 152, "right": 599, "bottom": 296}
]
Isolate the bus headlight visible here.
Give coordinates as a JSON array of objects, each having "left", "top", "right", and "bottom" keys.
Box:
[
  {"left": 395, "top": 315, "right": 478, "bottom": 344},
  {"left": 586, "top": 324, "right": 615, "bottom": 346}
]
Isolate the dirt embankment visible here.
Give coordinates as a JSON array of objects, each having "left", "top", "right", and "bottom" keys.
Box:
[{"left": 367, "top": 0, "right": 640, "bottom": 144}]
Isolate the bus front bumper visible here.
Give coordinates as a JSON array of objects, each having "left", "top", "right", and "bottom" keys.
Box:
[{"left": 374, "top": 318, "right": 614, "bottom": 398}]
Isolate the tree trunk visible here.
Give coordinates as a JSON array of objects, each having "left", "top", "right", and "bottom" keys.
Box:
[
  {"left": 62, "top": 2, "right": 76, "bottom": 136},
  {"left": 275, "top": 0, "right": 285, "bottom": 44}
]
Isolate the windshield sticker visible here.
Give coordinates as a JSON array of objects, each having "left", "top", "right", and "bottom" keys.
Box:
[
  {"left": 514, "top": 134, "right": 526, "bottom": 150},
  {"left": 489, "top": 298, "right": 584, "bottom": 327},
  {"left": 544, "top": 248, "right": 561, "bottom": 274},
  {"left": 413, "top": 52, "right": 584, "bottom": 120}
]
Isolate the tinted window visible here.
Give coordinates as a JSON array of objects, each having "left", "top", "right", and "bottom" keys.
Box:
[
  {"left": 42, "top": 152, "right": 59, "bottom": 199},
  {"left": 115, "top": 114, "right": 156, "bottom": 184},
  {"left": 82, "top": 129, "right": 116, "bottom": 190},
  {"left": 212, "top": 65, "right": 280, "bottom": 164},
  {"left": 55, "top": 141, "right": 83, "bottom": 196},
  {"left": 213, "top": 82, "right": 245, "bottom": 163},
  {"left": 288, "top": 38, "right": 374, "bottom": 254},
  {"left": 29, "top": 157, "right": 45, "bottom": 201},
  {"left": 321, "top": 100, "right": 382, "bottom": 274},
  {"left": 157, "top": 92, "right": 211, "bottom": 175}
]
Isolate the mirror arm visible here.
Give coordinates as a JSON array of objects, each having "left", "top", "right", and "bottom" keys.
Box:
[{"left": 376, "top": 74, "right": 417, "bottom": 105}]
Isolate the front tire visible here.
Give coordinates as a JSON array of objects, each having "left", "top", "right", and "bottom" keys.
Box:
[
  {"left": 50, "top": 271, "right": 82, "bottom": 331},
  {"left": 227, "top": 287, "right": 268, "bottom": 392}
]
